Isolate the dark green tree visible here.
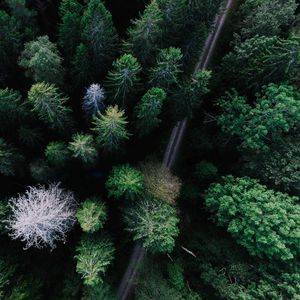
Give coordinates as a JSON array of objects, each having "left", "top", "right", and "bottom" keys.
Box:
[
  {"left": 19, "top": 36, "right": 64, "bottom": 85},
  {"left": 27, "top": 82, "right": 73, "bottom": 133},
  {"left": 134, "top": 88, "right": 166, "bottom": 137},
  {"left": 81, "top": 0, "right": 118, "bottom": 74},
  {"left": 149, "top": 47, "right": 182, "bottom": 88},
  {"left": 75, "top": 235, "right": 115, "bottom": 286},
  {"left": 125, "top": 0, "right": 163, "bottom": 66},
  {"left": 205, "top": 175, "right": 300, "bottom": 261},
  {"left": 92, "top": 105, "right": 129, "bottom": 152},
  {"left": 105, "top": 54, "right": 142, "bottom": 107},
  {"left": 76, "top": 197, "right": 107, "bottom": 233},
  {"left": 124, "top": 198, "right": 179, "bottom": 253},
  {"left": 106, "top": 164, "right": 144, "bottom": 200},
  {"left": 45, "top": 141, "right": 70, "bottom": 168}
]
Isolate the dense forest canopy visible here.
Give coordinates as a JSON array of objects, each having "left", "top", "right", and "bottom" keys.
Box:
[{"left": 1, "top": 0, "right": 300, "bottom": 299}]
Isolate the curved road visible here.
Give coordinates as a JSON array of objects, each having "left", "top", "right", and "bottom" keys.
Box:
[{"left": 117, "top": 1, "right": 235, "bottom": 299}]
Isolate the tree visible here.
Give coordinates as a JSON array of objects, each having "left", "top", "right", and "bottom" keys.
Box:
[
  {"left": 69, "top": 133, "right": 98, "bottom": 165},
  {"left": 149, "top": 47, "right": 182, "bottom": 88},
  {"left": 0, "top": 258, "right": 16, "bottom": 299},
  {"left": 106, "top": 164, "right": 144, "bottom": 200},
  {"left": 18, "top": 125, "right": 43, "bottom": 148},
  {"left": 30, "top": 159, "right": 55, "bottom": 183},
  {"left": 82, "top": 281, "right": 115, "bottom": 300},
  {"left": 27, "top": 82, "right": 73, "bottom": 133},
  {"left": 125, "top": 0, "right": 163, "bottom": 66},
  {"left": 134, "top": 87, "right": 166, "bottom": 137},
  {"left": 240, "top": 0, "right": 297, "bottom": 38},
  {"left": 81, "top": 0, "right": 118, "bottom": 74},
  {"left": 76, "top": 197, "right": 107, "bottom": 233},
  {"left": 19, "top": 36, "right": 64, "bottom": 85},
  {"left": 75, "top": 235, "right": 115, "bottom": 286},
  {"left": 139, "top": 162, "right": 181, "bottom": 205},
  {"left": 45, "top": 141, "right": 70, "bottom": 168},
  {"left": 194, "top": 160, "right": 218, "bottom": 181},
  {"left": 58, "top": 0, "right": 82, "bottom": 61},
  {"left": 221, "top": 35, "right": 300, "bottom": 90},
  {"left": 82, "top": 83, "right": 106, "bottom": 118},
  {"left": 124, "top": 197, "right": 179, "bottom": 253},
  {"left": 218, "top": 84, "right": 300, "bottom": 152},
  {"left": 205, "top": 176, "right": 300, "bottom": 261},
  {"left": 6, "top": 183, "right": 77, "bottom": 250},
  {"left": 92, "top": 105, "right": 129, "bottom": 151},
  {"left": 105, "top": 54, "right": 142, "bottom": 107},
  {"left": 0, "top": 138, "right": 23, "bottom": 176}
]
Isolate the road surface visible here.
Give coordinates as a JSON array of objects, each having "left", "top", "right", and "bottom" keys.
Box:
[{"left": 117, "top": 1, "right": 235, "bottom": 298}]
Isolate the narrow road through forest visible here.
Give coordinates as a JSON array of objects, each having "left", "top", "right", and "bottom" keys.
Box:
[{"left": 117, "top": 1, "right": 235, "bottom": 298}]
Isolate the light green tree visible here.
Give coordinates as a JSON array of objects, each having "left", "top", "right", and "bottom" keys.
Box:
[
  {"left": 106, "top": 164, "right": 144, "bottom": 200},
  {"left": 92, "top": 105, "right": 129, "bottom": 151},
  {"left": 19, "top": 36, "right": 64, "bottom": 85},
  {"left": 134, "top": 88, "right": 166, "bottom": 137},
  {"left": 205, "top": 175, "right": 300, "bottom": 261}
]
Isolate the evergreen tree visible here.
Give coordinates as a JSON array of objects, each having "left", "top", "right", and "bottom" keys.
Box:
[
  {"left": 218, "top": 84, "right": 300, "bottom": 152},
  {"left": 75, "top": 235, "right": 115, "bottom": 286},
  {"left": 69, "top": 133, "right": 98, "bottom": 165},
  {"left": 205, "top": 175, "right": 300, "bottom": 261},
  {"left": 76, "top": 197, "right": 107, "bottom": 233},
  {"left": 19, "top": 36, "right": 64, "bottom": 85},
  {"left": 106, "top": 164, "right": 144, "bottom": 200},
  {"left": 45, "top": 141, "right": 70, "bottom": 168},
  {"left": 125, "top": 0, "right": 163, "bottom": 66},
  {"left": 149, "top": 47, "right": 182, "bottom": 88},
  {"left": 58, "top": 0, "right": 82, "bottom": 61},
  {"left": 81, "top": 0, "right": 118, "bottom": 75},
  {"left": 30, "top": 159, "right": 55, "bottom": 183},
  {"left": 92, "top": 105, "right": 129, "bottom": 152},
  {"left": 27, "top": 82, "right": 73, "bottom": 133},
  {"left": 105, "top": 54, "right": 142, "bottom": 107},
  {"left": 18, "top": 125, "right": 44, "bottom": 148},
  {"left": 124, "top": 197, "right": 179, "bottom": 253},
  {"left": 82, "top": 83, "right": 106, "bottom": 118},
  {"left": 134, "top": 88, "right": 166, "bottom": 137}
]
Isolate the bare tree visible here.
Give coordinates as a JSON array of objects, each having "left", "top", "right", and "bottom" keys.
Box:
[
  {"left": 83, "top": 83, "right": 106, "bottom": 118},
  {"left": 6, "top": 183, "right": 77, "bottom": 250}
]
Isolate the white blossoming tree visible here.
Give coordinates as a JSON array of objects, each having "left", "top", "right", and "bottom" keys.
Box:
[
  {"left": 6, "top": 183, "right": 77, "bottom": 250},
  {"left": 82, "top": 83, "right": 106, "bottom": 118}
]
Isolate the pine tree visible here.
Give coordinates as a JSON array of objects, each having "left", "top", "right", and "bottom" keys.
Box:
[
  {"left": 134, "top": 87, "right": 166, "bottom": 136},
  {"left": 125, "top": 0, "right": 163, "bottom": 66},
  {"left": 149, "top": 47, "right": 182, "bottom": 88},
  {"left": 76, "top": 197, "right": 107, "bottom": 233},
  {"left": 106, "top": 164, "right": 144, "bottom": 200},
  {"left": 69, "top": 133, "right": 98, "bottom": 165},
  {"left": 45, "top": 141, "right": 70, "bottom": 168},
  {"left": 75, "top": 235, "right": 115, "bottom": 286},
  {"left": 19, "top": 36, "right": 64, "bottom": 85},
  {"left": 105, "top": 54, "right": 142, "bottom": 107},
  {"left": 81, "top": 0, "right": 118, "bottom": 75},
  {"left": 27, "top": 82, "right": 73, "bottom": 133},
  {"left": 92, "top": 105, "right": 129, "bottom": 151}
]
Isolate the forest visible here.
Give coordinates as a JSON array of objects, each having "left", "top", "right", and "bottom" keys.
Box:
[{"left": 1, "top": 0, "right": 300, "bottom": 299}]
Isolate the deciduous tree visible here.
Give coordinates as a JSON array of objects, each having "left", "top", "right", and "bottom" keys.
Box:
[{"left": 82, "top": 84, "right": 106, "bottom": 118}]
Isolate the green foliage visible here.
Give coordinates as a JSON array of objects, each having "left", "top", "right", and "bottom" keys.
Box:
[
  {"left": 124, "top": 198, "right": 179, "bottom": 253},
  {"left": 125, "top": 0, "right": 163, "bottom": 65},
  {"left": 134, "top": 87, "right": 166, "bottom": 137},
  {"left": 18, "top": 126, "right": 43, "bottom": 148},
  {"left": 7, "top": 277, "right": 42, "bottom": 300},
  {"left": 0, "top": 258, "right": 16, "bottom": 299},
  {"left": 149, "top": 47, "right": 182, "bottom": 88},
  {"left": 0, "top": 201, "right": 8, "bottom": 234},
  {"left": 167, "top": 262, "right": 185, "bottom": 290},
  {"left": 75, "top": 235, "right": 115, "bottom": 287},
  {"left": 82, "top": 281, "right": 115, "bottom": 300},
  {"left": 76, "top": 197, "right": 107, "bottom": 233},
  {"left": 205, "top": 175, "right": 300, "bottom": 261},
  {"left": 45, "top": 141, "right": 70, "bottom": 168},
  {"left": 0, "top": 138, "right": 23, "bottom": 176},
  {"left": 221, "top": 35, "right": 300, "bottom": 89},
  {"left": 240, "top": 0, "right": 297, "bottom": 38},
  {"left": 27, "top": 82, "right": 73, "bottom": 133},
  {"left": 194, "top": 160, "right": 218, "bottom": 181},
  {"left": 19, "top": 36, "right": 64, "bottom": 85},
  {"left": 218, "top": 84, "right": 300, "bottom": 151},
  {"left": 30, "top": 159, "right": 54, "bottom": 183},
  {"left": 69, "top": 133, "right": 98, "bottom": 165},
  {"left": 106, "top": 164, "right": 144, "bottom": 200},
  {"left": 58, "top": 0, "right": 82, "bottom": 61},
  {"left": 105, "top": 54, "right": 142, "bottom": 106},
  {"left": 81, "top": 0, "right": 118, "bottom": 73},
  {"left": 92, "top": 105, "right": 129, "bottom": 151}
]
